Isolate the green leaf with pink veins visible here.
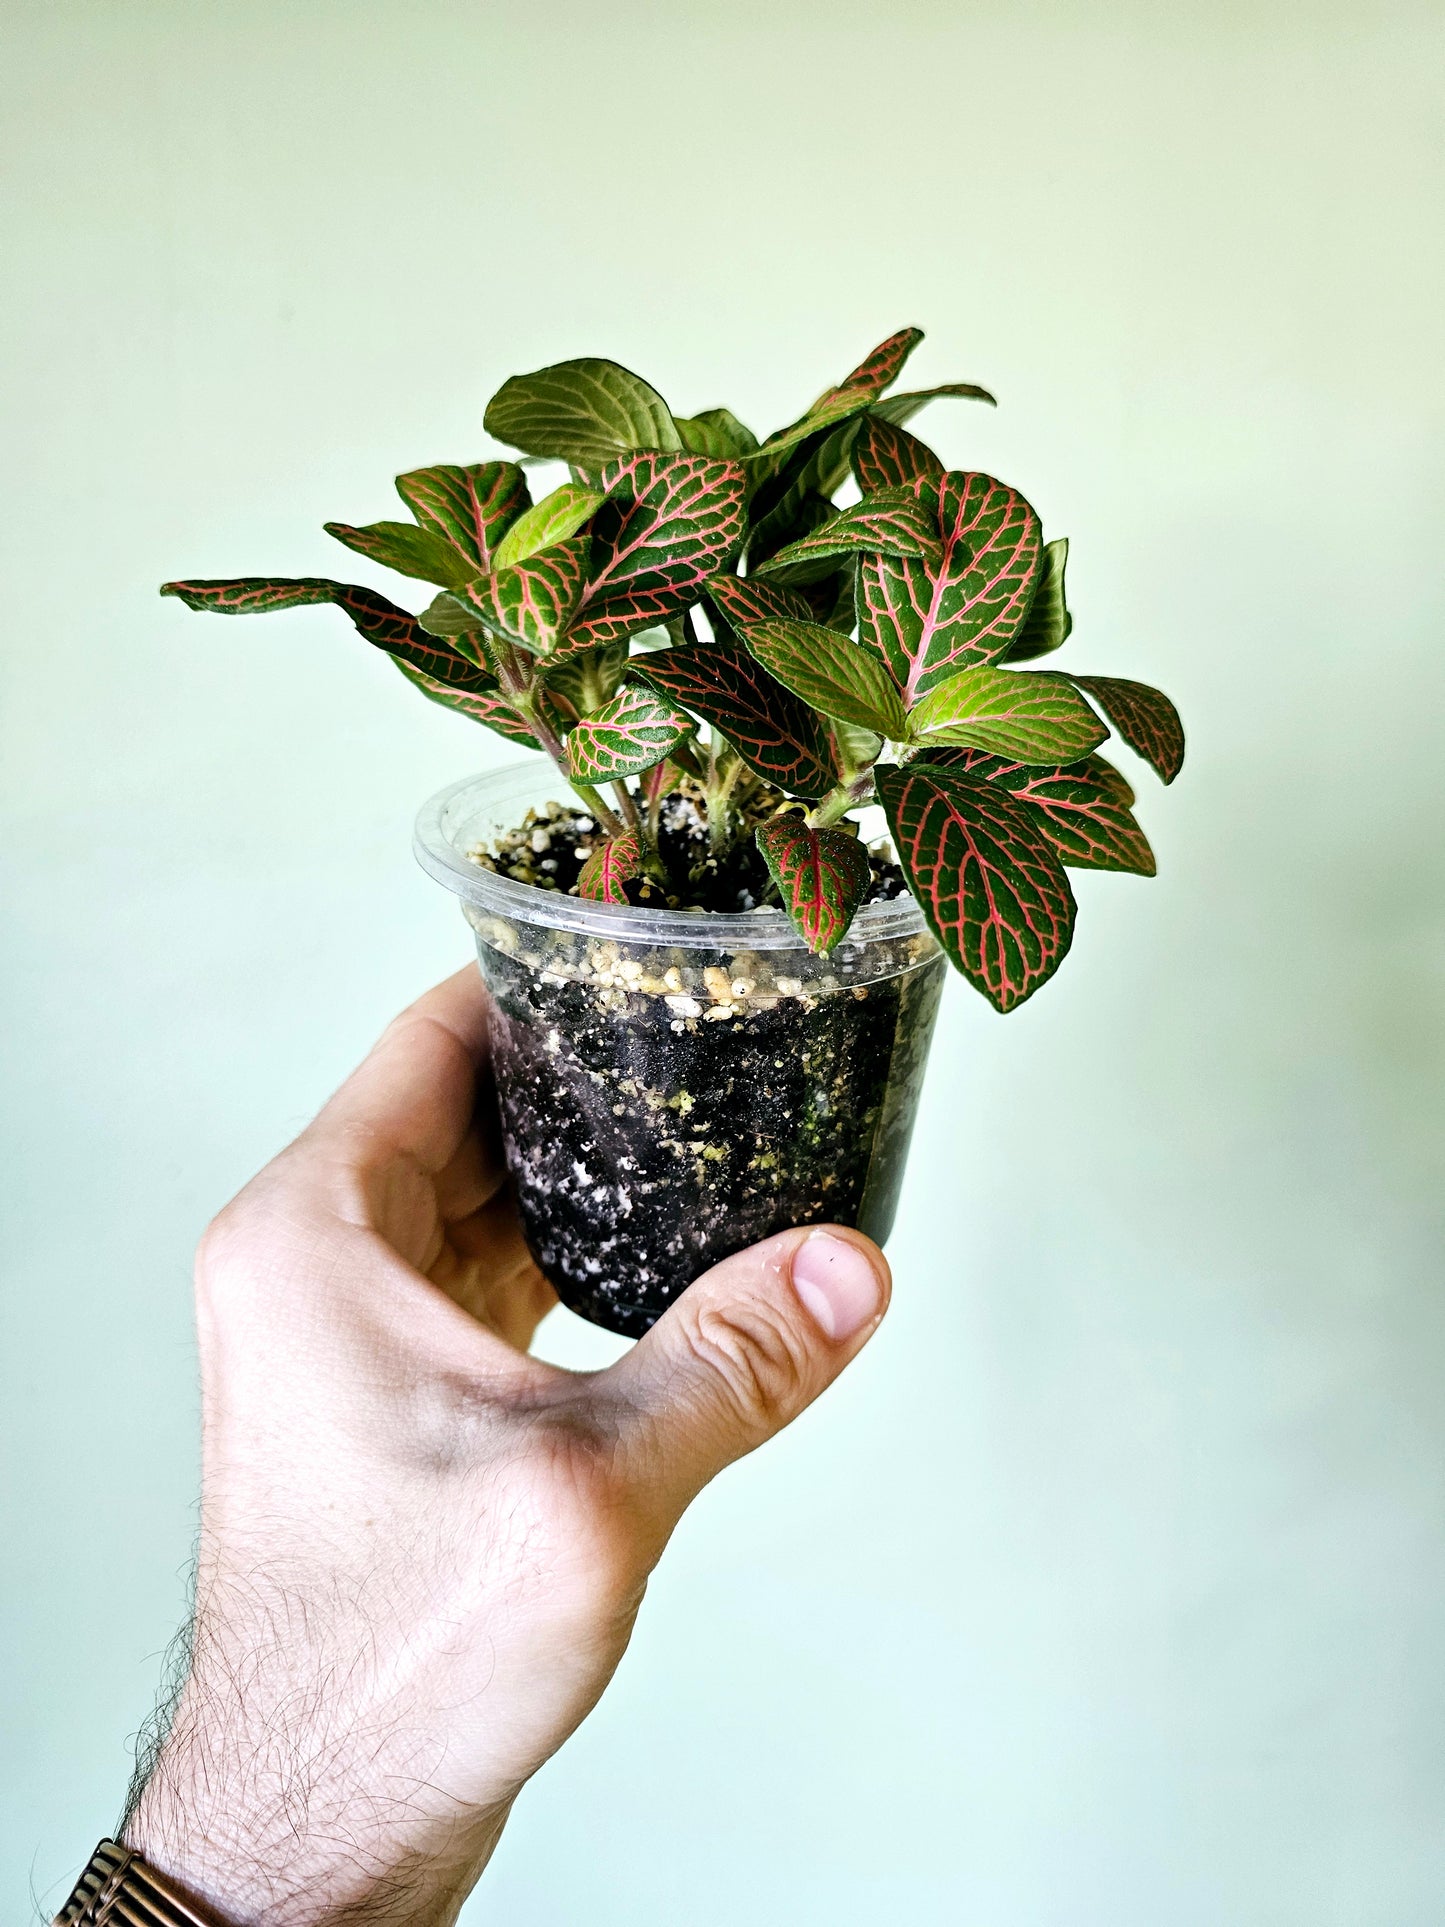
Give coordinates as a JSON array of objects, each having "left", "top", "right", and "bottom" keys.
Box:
[
  {"left": 741, "top": 619, "right": 909, "bottom": 739},
  {"left": 755, "top": 818, "right": 873, "bottom": 955},
  {"left": 918, "top": 746, "right": 1154, "bottom": 874},
  {"left": 394, "top": 462, "right": 530, "bottom": 572},
  {"left": 1065, "top": 674, "right": 1186, "bottom": 783},
  {"left": 851, "top": 415, "right": 945, "bottom": 492},
  {"left": 906, "top": 663, "right": 1108, "bottom": 765},
  {"left": 856, "top": 470, "right": 1043, "bottom": 700},
  {"left": 444, "top": 536, "right": 592, "bottom": 657},
  {"left": 324, "top": 519, "right": 481, "bottom": 590},
  {"left": 704, "top": 572, "right": 816, "bottom": 636},
  {"left": 564, "top": 685, "right": 693, "bottom": 783},
  {"left": 754, "top": 487, "right": 942, "bottom": 582},
  {"left": 873, "top": 381, "right": 997, "bottom": 425},
  {"left": 484, "top": 358, "right": 683, "bottom": 466},
  {"left": 675, "top": 408, "right": 760, "bottom": 458},
  {"left": 812, "top": 326, "right": 926, "bottom": 408},
  {"left": 878, "top": 762, "right": 1076, "bottom": 1012},
  {"left": 391, "top": 659, "right": 547, "bottom": 748},
  {"left": 741, "top": 387, "right": 877, "bottom": 478},
  {"left": 1005, "top": 538, "right": 1072, "bottom": 662},
  {"left": 752, "top": 329, "right": 927, "bottom": 486},
  {"left": 577, "top": 829, "right": 644, "bottom": 903},
  {"left": 564, "top": 452, "right": 747, "bottom": 651},
  {"left": 159, "top": 576, "right": 493, "bottom": 688},
  {"left": 491, "top": 483, "right": 605, "bottom": 569}
]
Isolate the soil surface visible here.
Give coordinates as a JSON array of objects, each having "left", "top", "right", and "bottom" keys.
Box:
[{"left": 470, "top": 789, "right": 909, "bottom": 914}]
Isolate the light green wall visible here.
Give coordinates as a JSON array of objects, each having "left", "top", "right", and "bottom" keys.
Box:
[{"left": 4, "top": 2, "right": 1443, "bottom": 1918}]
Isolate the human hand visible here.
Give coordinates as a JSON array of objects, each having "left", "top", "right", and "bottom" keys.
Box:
[{"left": 123, "top": 967, "right": 891, "bottom": 1927}]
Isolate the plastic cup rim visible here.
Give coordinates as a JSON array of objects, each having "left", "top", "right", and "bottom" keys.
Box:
[{"left": 413, "top": 764, "right": 931, "bottom": 954}]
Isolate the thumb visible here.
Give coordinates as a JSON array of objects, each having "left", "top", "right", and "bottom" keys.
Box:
[{"left": 601, "top": 1225, "right": 890, "bottom": 1520}]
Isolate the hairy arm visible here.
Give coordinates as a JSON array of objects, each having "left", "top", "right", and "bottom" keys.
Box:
[{"left": 121, "top": 969, "right": 889, "bottom": 1926}]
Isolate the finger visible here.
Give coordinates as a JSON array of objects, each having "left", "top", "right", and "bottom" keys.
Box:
[
  {"left": 433, "top": 1118, "right": 508, "bottom": 1225},
  {"left": 598, "top": 1225, "right": 890, "bottom": 1522},
  {"left": 436, "top": 1185, "right": 559, "bottom": 1348},
  {"left": 307, "top": 966, "right": 493, "bottom": 1179}
]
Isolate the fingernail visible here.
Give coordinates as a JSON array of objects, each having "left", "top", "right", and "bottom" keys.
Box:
[{"left": 790, "top": 1230, "right": 885, "bottom": 1342}]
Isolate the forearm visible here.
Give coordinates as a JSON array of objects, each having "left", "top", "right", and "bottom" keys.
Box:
[{"left": 121, "top": 1590, "right": 510, "bottom": 1927}]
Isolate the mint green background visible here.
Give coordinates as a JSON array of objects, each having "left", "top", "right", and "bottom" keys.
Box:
[{"left": 4, "top": 2, "right": 1443, "bottom": 1919}]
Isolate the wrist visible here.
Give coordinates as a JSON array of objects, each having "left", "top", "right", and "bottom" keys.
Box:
[{"left": 122, "top": 1673, "right": 511, "bottom": 1927}]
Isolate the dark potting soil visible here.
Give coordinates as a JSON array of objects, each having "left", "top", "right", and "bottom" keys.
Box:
[
  {"left": 472, "top": 911, "right": 944, "bottom": 1339},
  {"left": 463, "top": 791, "right": 942, "bottom": 1339},
  {"left": 469, "top": 790, "right": 910, "bottom": 914}
]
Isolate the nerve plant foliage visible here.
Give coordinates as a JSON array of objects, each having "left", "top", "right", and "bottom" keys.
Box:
[{"left": 163, "top": 328, "right": 1184, "bottom": 1012}]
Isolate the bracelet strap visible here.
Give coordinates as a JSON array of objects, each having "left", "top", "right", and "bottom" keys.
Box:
[{"left": 54, "top": 1840, "right": 219, "bottom": 1927}]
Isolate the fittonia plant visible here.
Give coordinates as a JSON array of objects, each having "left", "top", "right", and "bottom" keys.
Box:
[{"left": 163, "top": 327, "right": 1183, "bottom": 1012}]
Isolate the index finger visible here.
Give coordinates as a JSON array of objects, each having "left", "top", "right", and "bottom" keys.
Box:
[{"left": 307, "top": 965, "right": 494, "bottom": 1177}]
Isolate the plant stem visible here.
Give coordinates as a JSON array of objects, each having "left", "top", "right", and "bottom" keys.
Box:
[
  {"left": 572, "top": 784, "right": 625, "bottom": 835},
  {"left": 705, "top": 739, "right": 745, "bottom": 853},
  {"left": 669, "top": 738, "right": 704, "bottom": 780},
  {"left": 807, "top": 769, "right": 876, "bottom": 830},
  {"left": 612, "top": 781, "right": 641, "bottom": 832},
  {"left": 499, "top": 644, "right": 626, "bottom": 836}
]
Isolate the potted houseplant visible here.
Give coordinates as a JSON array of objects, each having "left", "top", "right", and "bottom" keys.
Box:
[{"left": 163, "top": 326, "right": 1184, "bottom": 1337}]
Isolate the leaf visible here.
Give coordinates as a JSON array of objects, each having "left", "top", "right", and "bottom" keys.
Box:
[
  {"left": 856, "top": 470, "right": 1043, "bottom": 699},
  {"left": 565, "top": 452, "right": 746, "bottom": 650},
  {"left": 391, "top": 658, "right": 543, "bottom": 747},
  {"left": 159, "top": 576, "right": 483, "bottom": 688},
  {"left": 564, "top": 685, "right": 693, "bottom": 783},
  {"left": 704, "top": 572, "right": 816, "bottom": 636},
  {"left": 830, "top": 718, "right": 884, "bottom": 776},
  {"left": 744, "top": 387, "right": 875, "bottom": 470},
  {"left": 919, "top": 748, "right": 1154, "bottom": 874},
  {"left": 642, "top": 756, "right": 686, "bottom": 808},
  {"left": 676, "top": 407, "right": 760, "bottom": 458},
  {"left": 445, "top": 537, "right": 591, "bottom": 656},
  {"left": 874, "top": 380, "right": 997, "bottom": 424},
  {"left": 484, "top": 358, "right": 682, "bottom": 466},
  {"left": 800, "top": 560, "right": 860, "bottom": 634},
  {"left": 324, "top": 519, "right": 480, "bottom": 590},
  {"left": 876, "top": 764, "right": 1076, "bottom": 1012},
  {"left": 1067, "top": 674, "right": 1186, "bottom": 783},
  {"left": 415, "top": 590, "right": 500, "bottom": 676},
  {"left": 491, "top": 482, "right": 604, "bottom": 569},
  {"left": 851, "top": 415, "right": 945, "bottom": 492},
  {"left": 755, "top": 487, "right": 942, "bottom": 581},
  {"left": 634, "top": 643, "right": 835, "bottom": 798},
  {"left": 1006, "top": 538, "right": 1072, "bottom": 662},
  {"left": 748, "top": 328, "right": 922, "bottom": 491},
  {"left": 821, "top": 326, "right": 925, "bottom": 404},
  {"left": 540, "top": 639, "right": 630, "bottom": 714},
  {"left": 394, "top": 462, "right": 530, "bottom": 573},
  {"left": 746, "top": 479, "right": 845, "bottom": 573},
  {"left": 907, "top": 663, "right": 1108, "bottom": 764},
  {"left": 756, "top": 819, "right": 873, "bottom": 955},
  {"left": 577, "top": 829, "right": 643, "bottom": 904},
  {"left": 742, "top": 619, "right": 908, "bottom": 738}
]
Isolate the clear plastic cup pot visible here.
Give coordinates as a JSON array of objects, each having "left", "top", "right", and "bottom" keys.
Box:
[{"left": 415, "top": 764, "right": 945, "bottom": 1337}]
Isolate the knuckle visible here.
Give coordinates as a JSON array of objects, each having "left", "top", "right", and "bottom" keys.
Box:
[
  {"left": 685, "top": 1297, "right": 814, "bottom": 1436},
  {"left": 194, "top": 1197, "right": 252, "bottom": 1294}
]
